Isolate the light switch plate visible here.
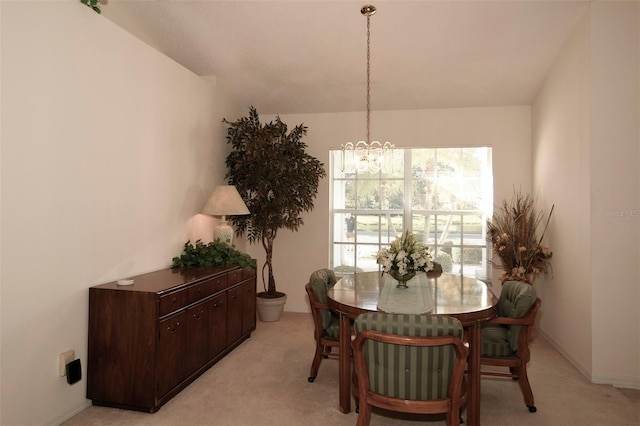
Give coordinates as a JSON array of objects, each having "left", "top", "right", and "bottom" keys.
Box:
[{"left": 59, "top": 350, "right": 75, "bottom": 376}]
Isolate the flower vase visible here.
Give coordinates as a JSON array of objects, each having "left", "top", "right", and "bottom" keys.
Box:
[{"left": 389, "top": 270, "right": 416, "bottom": 289}]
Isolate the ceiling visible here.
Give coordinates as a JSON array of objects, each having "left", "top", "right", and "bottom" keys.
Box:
[{"left": 102, "top": 0, "right": 589, "bottom": 115}]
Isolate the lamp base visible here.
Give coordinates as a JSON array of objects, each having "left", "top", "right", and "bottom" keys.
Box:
[{"left": 213, "top": 220, "right": 234, "bottom": 244}]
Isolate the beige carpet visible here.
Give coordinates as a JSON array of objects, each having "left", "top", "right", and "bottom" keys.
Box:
[{"left": 64, "top": 312, "right": 639, "bottom": 426}]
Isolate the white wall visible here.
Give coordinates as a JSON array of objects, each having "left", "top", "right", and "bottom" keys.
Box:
[
  {"left": 244, "top": 106, "right": 531, "bottom": 313},
  {"left": 532, "top": 1, "right": 640, "bottom": 388},
  {"left": 589, "top": 1, "right": 639, "bottom": 388},
  {"left": 0, "top": 2, "right": 238, "bottom": 424},
  {"left": 531, "top": 3, "right": 593, "bottom": 383}
]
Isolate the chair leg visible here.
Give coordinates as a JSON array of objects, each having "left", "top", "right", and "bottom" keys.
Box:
[
  {"left": 447, "top": 399, "right": 461, "bottom": 426},
  {"left": 445, "top": 411, "right": 461, "bottom": 426},
  {"left": 356, "top": 402, "right": 372, "bottom": 426},
  {"left": 509, "top": 366, "right": 519, "bottom": 380},
  {"left": 308, "top": 342, "right": 324, "bottom": 382},
  {"left": 516, "top": 364, "right": 536, "bottom": 412}
]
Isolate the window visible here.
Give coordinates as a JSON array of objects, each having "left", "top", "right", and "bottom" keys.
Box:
[{"left": 330, "top": 147, "right": 493, "bottom": 280}]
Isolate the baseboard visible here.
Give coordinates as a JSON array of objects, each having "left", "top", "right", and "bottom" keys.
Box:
[
  {"left": 539, "top": 330, "right": 640, "bottom": 390},
  {"left": 592, "top": 374, "right": 640, "bottom": 390},
  {"left": 49, "top": 399, "right": 92, "bottom": 426},
  {"left": 283, "top": 307, "right": 310, "bottom": 314},
  {"left": 538, "top": 329, "right": 593, "bottom": 380}
]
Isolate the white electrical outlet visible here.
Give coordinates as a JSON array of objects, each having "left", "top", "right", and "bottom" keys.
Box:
[{"left": 59, "top": 350, "right": 75, "bottom": 377}]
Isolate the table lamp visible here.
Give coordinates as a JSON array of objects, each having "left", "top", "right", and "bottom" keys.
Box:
[{"left": 201, "top": 185, "right": 250, "bottom": 244}]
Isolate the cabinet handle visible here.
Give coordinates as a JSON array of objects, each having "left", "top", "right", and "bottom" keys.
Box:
[{"left": 167, "top": 321, "right": 180, "bottom": 333}]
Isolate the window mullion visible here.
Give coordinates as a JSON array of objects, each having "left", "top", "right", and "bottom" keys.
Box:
[{"left": 404, "top": 149, "right": 412, "bottom": 231}]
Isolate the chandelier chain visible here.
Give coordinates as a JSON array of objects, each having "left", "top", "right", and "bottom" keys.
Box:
[
  {"left": 339, "top": 4, "right": 393, "bottom": 175},
  {"left": 366, "top": 13, "right": 371, "bottom": 143}
]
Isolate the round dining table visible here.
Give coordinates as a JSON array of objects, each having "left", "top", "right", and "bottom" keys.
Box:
[{"left": 327, "top": 271, "right": 497, "bottom": 426}]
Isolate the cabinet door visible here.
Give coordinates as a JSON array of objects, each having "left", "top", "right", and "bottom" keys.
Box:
[
  {"left": 157, "top": 312, "right": 187, "bottom": 397},
  {"left": 186, "top": 302, "right": 209, "bottom": 374},
  {"left": 242, "top": 279, "right": 256, "bottom": 335},
  {"left": 227, "top": 285, "right": 243, "bottom": 345},
  {"left": 88, "top": 289, "right": 158, "bottom": 409},
  {"left": 208, "top": 293, "right": 227, "bottom": 359}
]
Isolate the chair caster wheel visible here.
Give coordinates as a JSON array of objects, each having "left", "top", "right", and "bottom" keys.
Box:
[
  {"left": 528, "top": 405, "right": 537, "bottom": 413},
  {"left": 308, "top": 376, "right": 315, "bottom": 383},
  {"left": 322, "top": 355, "right": 329, "bottom": 359}
]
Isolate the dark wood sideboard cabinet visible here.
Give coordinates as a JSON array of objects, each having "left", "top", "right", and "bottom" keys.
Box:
[{"left": 87, "top": 264, "right": 256, "bottom": 413}]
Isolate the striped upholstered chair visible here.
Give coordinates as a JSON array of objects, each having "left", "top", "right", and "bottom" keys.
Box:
[
  {"left": 305, "top": 269, "right": 340, "bottom": 382},
  {"left": 352, "top": 313, "right": 468, "bottom": 426},
  {"left": 481, "top": 280, "right": 542, "bottom": 413}
]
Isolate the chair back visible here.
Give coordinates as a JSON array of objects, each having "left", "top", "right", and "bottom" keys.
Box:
[
  {"left": 353, "top": 313, "right": 467, "bottom": 401},
  {"left": 497, "top": 280, "right": 537, "bottom": 351},
  {"left": 307, "top": 269, "right": 337, "bottom": 330}
]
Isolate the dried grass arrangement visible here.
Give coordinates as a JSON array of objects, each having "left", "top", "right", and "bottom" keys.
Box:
[{"left": 487, "top": 190, "right": 554, "bottom": 284}]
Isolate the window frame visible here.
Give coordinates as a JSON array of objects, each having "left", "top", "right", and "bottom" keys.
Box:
[{"left": 329, "top": 147, "right": 493, "bottom": 281}]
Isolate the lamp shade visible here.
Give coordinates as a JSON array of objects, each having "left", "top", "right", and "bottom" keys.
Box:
[
  {"left": 201, "top": 185, "right": 250, "bottom": 244},
  {"left": 201, "top": 185, "right": 250, "bottom": 217}
]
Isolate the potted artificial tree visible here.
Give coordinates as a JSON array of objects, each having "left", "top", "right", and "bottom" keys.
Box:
[{"left": 223, "top": 106, "right": 326, "bottom": 321}]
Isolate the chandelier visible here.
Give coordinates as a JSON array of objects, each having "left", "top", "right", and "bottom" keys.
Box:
[{"left": 341, "top": 4, "right": 394, "bottom": 174}]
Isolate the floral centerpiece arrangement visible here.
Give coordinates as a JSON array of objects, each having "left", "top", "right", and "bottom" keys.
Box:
[
  {"left": 487, "top": 190, "right": 554, "bottom": 284},
  {"left": 376, "top": 230, "right": 434, "bottom": 287}
]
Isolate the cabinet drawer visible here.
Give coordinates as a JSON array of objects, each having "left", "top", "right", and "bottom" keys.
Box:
[
  {"left": 228, "top": 269, "right": 243, "bottom": 285},
  {"left": 212, "top": 273, "right": 229, "bottom": 293},
  {"left": 187, "top": 280, "right": 214, "bottom": 304},
  {"left": 243, "top": 267, "right": 256, "bottom": 280},
  {"left": 159, "top": 290, "right": 188, "bottom": 317}
]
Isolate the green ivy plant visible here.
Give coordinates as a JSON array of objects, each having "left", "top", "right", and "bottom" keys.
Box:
[
  {"left": 171, "top": 240, "right": 256, "bottom": 269},
  {"left": 80, "top": 0, "right": 102, "bottom": 14}
]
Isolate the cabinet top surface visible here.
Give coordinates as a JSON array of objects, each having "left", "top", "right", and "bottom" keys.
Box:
[{"left": 91, "top": 265, "right": 243, "bottom": 294}]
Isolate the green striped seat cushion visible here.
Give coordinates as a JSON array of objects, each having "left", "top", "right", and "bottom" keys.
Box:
[
  {"left": 325, "top": 315, "right": 340, "bottom": 339},
  {"left": 354, "top": 313, "right": 463, "bottom": 401},
  {"left": 481, "top": 324, "right": 513, "bottom": 357}
]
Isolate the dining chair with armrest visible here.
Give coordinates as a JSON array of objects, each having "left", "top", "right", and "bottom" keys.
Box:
[
  {"left": 481, "top": 280, "right": 542, "bottom": 413},
  {"left": 352, "top": 313, "right": 468, "bottom": 426},
  {"left": 305, "top": 268, "right": 340, "bottom": 382}
]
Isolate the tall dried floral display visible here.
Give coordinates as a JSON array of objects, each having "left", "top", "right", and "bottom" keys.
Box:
[{"left": 487, "top": 191, "right": 554, "bottom": 284}]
